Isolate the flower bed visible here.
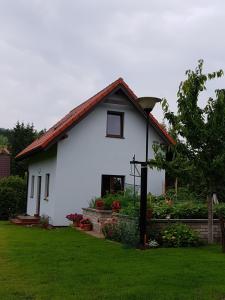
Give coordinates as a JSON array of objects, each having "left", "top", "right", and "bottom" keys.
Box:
[{"left": 82, "top": 208, "right": 113, "bottom": 233}]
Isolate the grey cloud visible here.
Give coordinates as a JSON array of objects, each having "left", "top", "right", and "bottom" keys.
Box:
[{"left": 0, "top": 0, "right": 225, "bottom": 130}]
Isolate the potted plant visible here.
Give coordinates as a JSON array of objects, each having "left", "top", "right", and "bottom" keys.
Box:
[
  {"left": 79, "top": 218, "right": 92, "bottom": 231},
  {"left": 95, "top": 199, "right": 105, "bottom": 210},
  {"left": 66, "top": 213, "right": 83, "bottom": 227},
  {"left": 111, "top": 200, "right": 121, "bottom": 212}
]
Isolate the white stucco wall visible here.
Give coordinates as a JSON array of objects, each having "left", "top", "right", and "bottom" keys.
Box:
[
  {"left": 52, "top": 95, "right": 165, "bottom": 226},
  {"left": 27, "top": 148, "right": 57, "bottom": 224}
]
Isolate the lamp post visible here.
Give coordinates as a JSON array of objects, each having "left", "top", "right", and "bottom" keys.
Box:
[{"left": 136, "top": 96, "right": 161, "bottom": 248}]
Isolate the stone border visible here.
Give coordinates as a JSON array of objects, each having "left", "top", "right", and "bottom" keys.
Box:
[{"left": 83, "top": 208, "right": 221, "bottom": 242}]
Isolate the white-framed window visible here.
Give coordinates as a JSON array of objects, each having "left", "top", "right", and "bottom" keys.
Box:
[
  {"left": 45, "top": 173, "right": 50, "bottom": 199},
  {"left": 30, "top": 175, "right": 35, "bottom": 198}
]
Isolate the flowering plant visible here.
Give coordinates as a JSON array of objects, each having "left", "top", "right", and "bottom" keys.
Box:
[
  {"left": 148, "top": 239, "right": 159, "bottom": 248},
  {"left": 66, "top": 213, "right": 83, "bottom": 222},
  {"left": 80, "top": 218, "right": 92, "bottom": 225},
  {"left": 95, "top": 199, "right": 105, "bottom": 209},
  {"left": 111, "top": 200, "right": 121, "bottom": 212}
]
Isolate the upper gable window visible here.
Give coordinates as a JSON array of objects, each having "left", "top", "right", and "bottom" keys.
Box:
[{"left": 106, "top": 111, "right": 124, "bottom": 138}]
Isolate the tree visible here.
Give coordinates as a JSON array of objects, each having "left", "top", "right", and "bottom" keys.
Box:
[
  {"left": 151, "top": 60, "right": 225, "bottom": 243},
  {"left": 0, "top": 176, "right": 26, "bottom": 220},
  {"left": 8, "top": 122, "right": 43, "bottom": 177},
  {"left": 0, "top": 135, "right": 8, "bottom": 147}
]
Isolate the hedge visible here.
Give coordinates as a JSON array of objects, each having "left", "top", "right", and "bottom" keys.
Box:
[{"left": 0, "top": 176, "right": 26, "bottom": 220}]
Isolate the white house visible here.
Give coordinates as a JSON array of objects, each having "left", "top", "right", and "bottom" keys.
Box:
[{"left": 17, "top": 78, "right": 175, "bottom": 226}]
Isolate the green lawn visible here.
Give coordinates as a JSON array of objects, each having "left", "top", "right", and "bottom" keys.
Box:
[{"left": 0, "top": 222, "right": 225, "bottom": 300}]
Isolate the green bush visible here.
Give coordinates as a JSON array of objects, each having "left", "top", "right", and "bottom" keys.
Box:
[
  {"left": 102, "top": 220, "right": 139, "bottom": 247},
  {"left": 0, "top": 176, "right": 26, "bottom": 220},
  {"left": 151, "top": 201, "right": 208, "bottom": 219},
  {"left": 171, "top": 202, "right": 208, "bottom": 219},
  {"left": 162, "top": 223, "right": 201, "bottom": 247},
  {"left": 149, "top": 187, "right": 202, "bottom": 204},
  {"left": 166, "top": 187, "right": 201, "bottom": 203},
  {"left": 120, "top": 202, "right": 139, "bottom": 217},
  {"left": 214, "top": 203, "right": 225, "bottom": 218},
  {"left": 152, "top": 202, "right": 173, "bottom": 218}
]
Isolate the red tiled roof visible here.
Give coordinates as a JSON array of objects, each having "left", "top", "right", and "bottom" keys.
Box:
[{"left": 16, "top": 78, "right": 175, "bottom": 159}]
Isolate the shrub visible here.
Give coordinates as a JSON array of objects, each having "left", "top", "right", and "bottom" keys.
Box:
[
  {"left": 0, "top": 176, "right": 26, "bottom": 220},
  {"left": 166, "top": 187, "right": 200, "bottom": 203},
  {"left": 151, "top": 201, "right": 208, "bottom": 219},
  {"left": 120, "top": 202, "right": 139, "bottom": 217},
  {"left": 152, "top": 202, "right": 173, "bottom": 219},
  {"left": 102, "top": 219, "right": 139, "bottom": 247},
  {"left": 171, "top": 202, "right": 208, "bottom": 219},
  {"left": 149, "top": 187, "right": 202, "bottom": 204},
  {"left": 214, "top": 203, "right": 225, "bottom": 218},
  {"left": 162, "top": 223, "right": 201, "bottom": 247}
]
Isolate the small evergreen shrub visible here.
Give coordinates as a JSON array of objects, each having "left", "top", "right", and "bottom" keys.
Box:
[
  {"left": 162, "top": 223, "right": 201, "bottom": 247},
  {"left": 0, "top": 176, "right": 26, "bottom": 220}
]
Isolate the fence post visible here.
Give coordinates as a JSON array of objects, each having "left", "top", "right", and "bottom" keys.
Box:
[
  {"left": 219, "top": 217, "right": 225, "bottom": 253},
  {"left": 208, "top": 195, "right": 213, "bottom": 244}
]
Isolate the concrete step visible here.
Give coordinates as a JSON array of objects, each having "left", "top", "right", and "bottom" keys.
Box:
[
  {"left": 10, "top": 218, "right": 24, "bottom": 225},
  {"left": 11, "top": 215, "right": 40, "bottom": 225},
  {"left": 17, "top": 215, "right": 40, "bottom": 224}
]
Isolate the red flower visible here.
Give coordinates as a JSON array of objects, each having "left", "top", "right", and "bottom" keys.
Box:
[
  {"left": 66, "top": 213, "right": 83, "bottom": 221},
  {"left": 112, "top": 200, "right": 121, "bottom": 211}
]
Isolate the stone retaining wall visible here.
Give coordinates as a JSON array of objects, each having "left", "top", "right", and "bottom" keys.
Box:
[
  {"left": 83, "top": 208, "right": 221, "bottom": 243},
  {"left": 83, "top": 208, "right": 112, "bottom": 233},
  {"left": 150, "top": 219, "right": 221, "bottom": 242}
]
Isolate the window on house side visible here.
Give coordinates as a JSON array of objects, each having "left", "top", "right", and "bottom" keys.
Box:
[
  {"left": 45, "top": 174, "right": 50, "bottom": 198},
  {"left": 106, "top": 111, "right": 124, "bottom": 138},
  {"left": 101, "top": 175, "right": 125, "bottom": 197},
  {"left": 30, "top": 175, "right": 35, "bottom": 198}
]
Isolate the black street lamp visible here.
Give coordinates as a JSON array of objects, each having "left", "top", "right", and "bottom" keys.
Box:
[{"left": 136, "top": 97, "right": 161, "bottom": 248}]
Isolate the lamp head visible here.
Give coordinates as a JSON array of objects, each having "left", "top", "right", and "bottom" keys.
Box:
[{"left": 137, "top": 97, "right": 161, "bottom": 113}]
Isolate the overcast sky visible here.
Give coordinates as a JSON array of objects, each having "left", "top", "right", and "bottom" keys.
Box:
[{"left": 0, "top": 0, "right": 225, "bottom": 130}]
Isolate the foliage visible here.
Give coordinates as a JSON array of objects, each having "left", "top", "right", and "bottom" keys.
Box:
[
  {"left": 102, "top": 219, "right": 139, "bottom": 247},
  {"left": 0, "top": 135, "right": 9, "bottom": 147},
  {"left": 172, "top": 202, "right": 208, "bottom": 219},
  {"left": 119, "top": 202, "right": 139, "bottom": 217},
  {"left": 89, "top": 198, "right": 96, "bottom": 208},
  {"left": 148, "top": 240, "right": 159, "bottom": 248},
  {"left": 150, "top": 60, "right": 225, "bottom": 201},
  {"left": 166, "top": 187, "right": 202, "bottom": 203},
  {"left": 9, "top": 122, "right": 45, "bottom": 177},
  {"left": 0, "top": 176, "right": 26, "bottom": 220},
  {"left": 90, "top": 188, "right": 138, "bottom": 211},
  {"left": 162, "top": 223, "right": 201, "bottom": 247},
  {"left": 40, "top": 215, "right": 50, "bottom": 228},
  {"left": 152, "top": 201, "right": 208, "bottom": 219},
  {"left": 214, "top": 203, "right": 225, "bottom": 218},
  {"left": 152, "top": 202, "right": 173, "bottom": 219}
]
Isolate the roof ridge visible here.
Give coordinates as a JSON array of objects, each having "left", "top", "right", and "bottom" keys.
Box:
[{"left": 16, "top": 78, "right": 175, "bottom": 159}]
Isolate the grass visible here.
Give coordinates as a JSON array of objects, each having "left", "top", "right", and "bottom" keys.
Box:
[{"left": 0, "top": 222, "right": 225, "bottom": 300}]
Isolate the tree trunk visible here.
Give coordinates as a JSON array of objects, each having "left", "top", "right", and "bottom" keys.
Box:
[{"left": 207, "top": 194, "right": 213, "bottom": 244}]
